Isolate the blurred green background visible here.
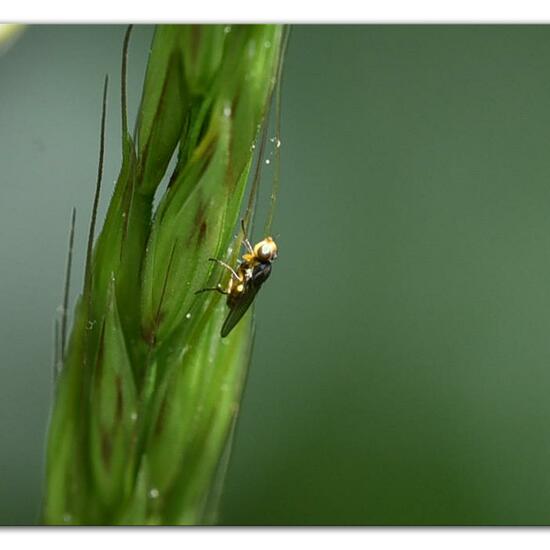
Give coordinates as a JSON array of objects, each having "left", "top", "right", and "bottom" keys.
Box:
[{"left": 2, "top": 25, "right": 550, "bottom": 525}]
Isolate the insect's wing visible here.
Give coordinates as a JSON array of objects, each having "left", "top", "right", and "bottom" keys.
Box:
[
  {"left": 220, "top": 285, "right": 261, "bottom": 338},
  {"left": 221, "top": 262, "right": 273, "bottom": 337}
]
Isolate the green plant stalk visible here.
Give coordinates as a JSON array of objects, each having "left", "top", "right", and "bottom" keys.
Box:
[{"left": 43, "top": 24, "right": 285, "bottom": 525}]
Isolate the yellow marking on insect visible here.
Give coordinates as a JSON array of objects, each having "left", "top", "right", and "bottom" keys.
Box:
[{"left": 196, "top": 232, "right": 279, "bottom": 337}]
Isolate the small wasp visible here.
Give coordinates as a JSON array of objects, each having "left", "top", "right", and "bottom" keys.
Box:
[{"left": 196, "top": 220, "right": 278, "bottom": 337}]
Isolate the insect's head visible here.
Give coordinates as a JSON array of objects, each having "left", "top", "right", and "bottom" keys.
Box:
[{"left": 254, "top": 236, "right": 278, "bottom": 262}]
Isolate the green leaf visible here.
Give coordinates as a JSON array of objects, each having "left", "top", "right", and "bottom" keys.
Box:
[
  {"left": 89, "top": 281, "right": 138, "bottom": 517},
  {"left": 135, "top": 26, "right": 188, "bottom": 196},
  {"left": 143, "top": 298, "right": 254, "bottom": 524}
]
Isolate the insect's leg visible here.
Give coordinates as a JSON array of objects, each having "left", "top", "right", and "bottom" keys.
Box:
[
  {"left": 209, "top": 258, "right": 241, "bottom": 281},
  {"left": 241, "top": 218, "right": 254, "bottom": 254},
  {"left": 195, "top": 284, "right": 228, "bottom": 296}
]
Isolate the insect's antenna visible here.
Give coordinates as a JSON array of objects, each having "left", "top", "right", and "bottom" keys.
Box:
[
  {"left": 264, "top": 25, "right": 290, "bottom": 237},
  {"left": 61, "top": 207, "right": 76, "bottom": 359},
  {"left": 242, "top": 117, "right": 269, "bottom": 238},
  {"left": 242, "top": 27, "right": 290, "bottom": 242},
  {"left": 84, "top": 75, "right": 108, "bottom": 298},
  {"left": 121, "top": 25, "right": 133, "bottom": 140}
]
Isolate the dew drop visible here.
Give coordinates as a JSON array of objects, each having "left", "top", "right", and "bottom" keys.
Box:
[
  {"left": 223, "top": 105, "right": 232, "bottom": 117},
  {"left": 265, "top": 159, "right": 271, "bottom": 165},
  {"left": 264, "top": 40, "right": 271, "bottom": 49},
  {"left": 149, "top": 488, "right": 159, "bottom": 499},
  {"left": 224, "top": 26, "right": 231, "bottom": 34},
  {"left": 276, "top": 139, "right": 281, "bottom": 148},
  {"left": 185, "top": 312, "right": 192, "bottom": 320},
  {"left": 130, "top": 412, "right": 138, "bottom": 422}
]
